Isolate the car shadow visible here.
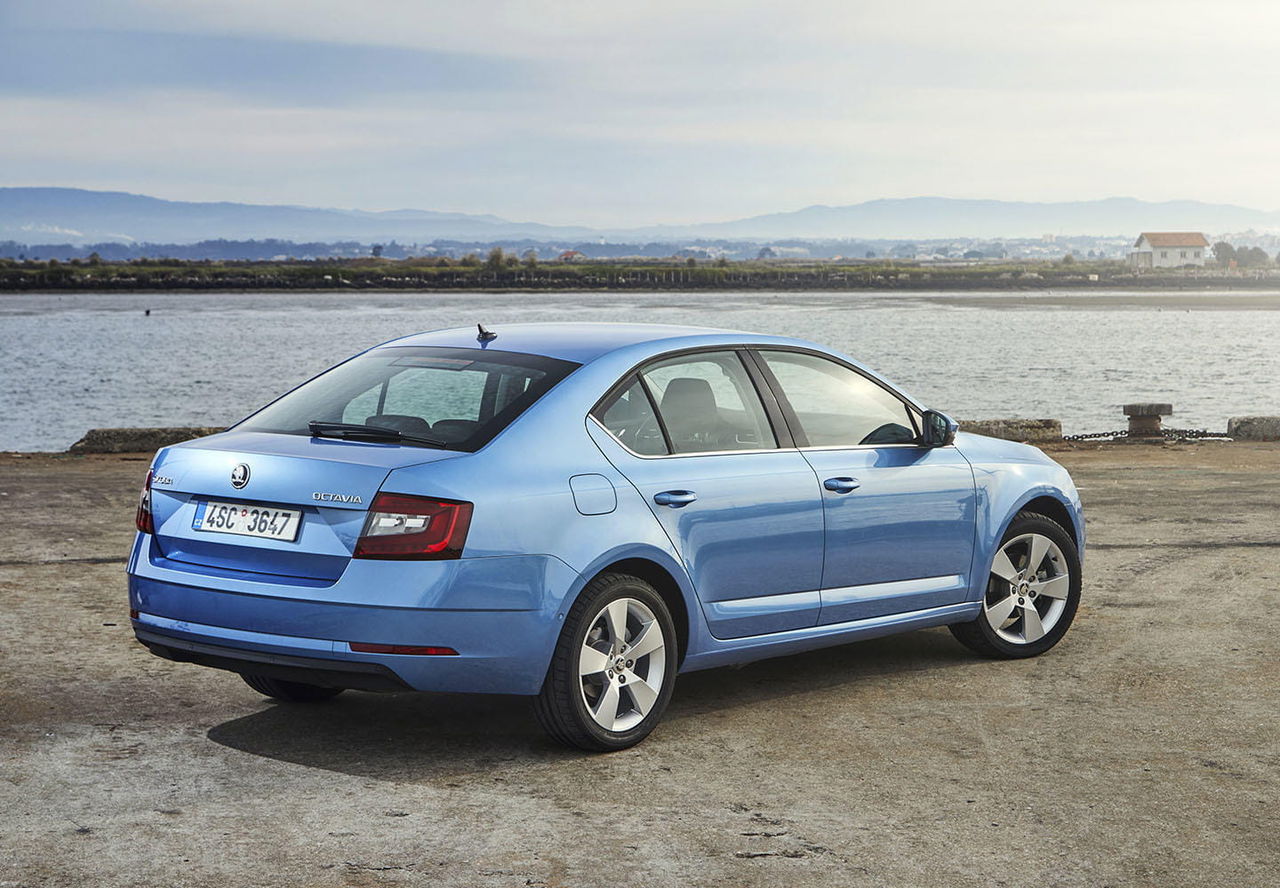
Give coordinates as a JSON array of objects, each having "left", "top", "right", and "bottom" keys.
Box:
[{"left": 205, "top": 628, "right": 971, "bottom": 780}]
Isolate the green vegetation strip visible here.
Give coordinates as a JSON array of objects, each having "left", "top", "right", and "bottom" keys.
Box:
[{"left": 2, "top": 255, "right": 1275, "bottom": 291}]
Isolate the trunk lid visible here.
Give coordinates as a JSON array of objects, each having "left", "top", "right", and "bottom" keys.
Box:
[{"left": 147, "top": 430, "right": 463, "bottom": 581}]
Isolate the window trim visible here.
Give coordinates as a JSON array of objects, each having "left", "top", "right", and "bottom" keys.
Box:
[
  {"left": 738, "top": 348, "right": 797, "bottom": 449},
  {"left": 590, "top": 346, "right": 790, "bottom": 458},
  {"left": 589, "top": 344, "right": 925, "bottom": 459},
  {"left": 637, "top": 348, "right": 782, "bottom": 455},
  {"left": 594, "top": 372, "right": 673, "bottom": 456},
  {"left": 634, "top": 372, "right": 675, "bottom": 454}
]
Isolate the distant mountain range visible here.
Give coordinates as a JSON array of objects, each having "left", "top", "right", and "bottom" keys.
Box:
[
  {"left": 0, "top": 188, "right": 597, "bottom": 244},
  {"left": 3, "top": 187, "right": 1277, "bottom": 244},
  {"left": 663, "top": 197, "right": 1279, "bottom": 240}
]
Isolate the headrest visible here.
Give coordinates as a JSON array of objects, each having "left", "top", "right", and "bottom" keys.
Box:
[
  {"left": 660, "top": 377, "right": 717, "bottom": 418},
  {"left": 365, "top": 414, "right": 434, "bottom": 438},
  {"left": 430, "top": 419, "right": 480, "bottom": 443}
]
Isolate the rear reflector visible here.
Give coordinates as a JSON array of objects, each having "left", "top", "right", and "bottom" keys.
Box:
[
  {"left": 349, "top": 642, "right": 458, "bottom": 656},
  {"left": 353, "top": 492, "right": 472, "bottom": 560}
]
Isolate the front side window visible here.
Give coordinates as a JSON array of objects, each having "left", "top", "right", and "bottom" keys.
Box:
[
  {"left": 758, "top": 350, "right": 917, "bottom": 447},
  {"left": 237, "top": 346, "right": 578, "bottom": 451},
  {"left": 639, "top": 351, "right": 776, "bottom": 453}
]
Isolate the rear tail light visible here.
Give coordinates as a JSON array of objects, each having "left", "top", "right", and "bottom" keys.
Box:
[
  {"left": 135, "top": 469, "right": 154, "bottom": 534},
  {"left": 353, "top": 492, "right": 472, "bottom": 560}
]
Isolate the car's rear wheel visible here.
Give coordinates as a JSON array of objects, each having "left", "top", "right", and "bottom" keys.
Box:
[
  {"left": 240, "top": 673, "right": 344, "bottom": 702},
  {"left": 535, "top": 572, "right": 678, "bottom": 751},
  {"left": 949, "top": 511, "right": 1081, "bottom": 659}
]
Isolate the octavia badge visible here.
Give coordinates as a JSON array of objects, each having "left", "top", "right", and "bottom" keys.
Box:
[{"left": 230, "top": 463, "right": 251, "bottom": 489}]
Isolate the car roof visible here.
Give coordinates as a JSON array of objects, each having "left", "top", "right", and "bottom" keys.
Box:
[
  {"left": 380, "top": 322, "right": 772, "bottom": 364},
  {"left": 376, "top": 321, "right": 927, "bottom": 412}
]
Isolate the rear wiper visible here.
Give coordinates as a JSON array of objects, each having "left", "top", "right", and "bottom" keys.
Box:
[{"left": 307, "top": 420, "right": 447, "bottom": 449}]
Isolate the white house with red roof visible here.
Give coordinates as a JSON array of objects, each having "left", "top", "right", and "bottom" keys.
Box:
[{"left": 1128, "top": 232, "right": 1209, "bottom": 269}]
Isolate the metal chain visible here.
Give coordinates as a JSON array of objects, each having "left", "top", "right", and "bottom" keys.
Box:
[{"left": 1062, "top": 427, "right": 1232, "bottom": 442}]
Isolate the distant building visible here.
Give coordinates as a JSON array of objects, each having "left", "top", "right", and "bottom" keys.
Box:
[
  {"left": 1129, "top": 232, "right": 1209, "bottom": 269},
  {"left": 558, "top": 250, "right": 587, "bottom": 262}
]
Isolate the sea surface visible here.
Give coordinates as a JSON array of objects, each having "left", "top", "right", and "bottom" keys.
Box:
[{"left": 3, "top": 289, "right": 1279, "bottom": 452}]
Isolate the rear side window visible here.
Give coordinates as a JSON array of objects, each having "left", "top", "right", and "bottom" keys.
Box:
[
  {"left": 237, "top": 347, "right": 578, "bottom": 451},
  {"left": 595, "top": 377, "right": 668, "bottom": 455},
  {"left": 758, "top": 350, "right": 917, "bottom": 446},
  {"left": 640, "top": 351, "right": 776, "bottom": 454}
]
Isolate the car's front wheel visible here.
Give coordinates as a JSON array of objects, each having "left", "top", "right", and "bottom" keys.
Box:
[
  {"left": 950, "top": 511, "right": 1082, "bottom": 659},
  {"left": 535, "top": 573, "right": 678, "bottom": 751}
]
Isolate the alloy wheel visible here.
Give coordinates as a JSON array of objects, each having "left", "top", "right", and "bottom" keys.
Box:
[
  {"left": 984, "top": 532, "right": 1071, "bottom": 644},
  {"left": 578, "top": 597, "right": 667, "bottom": 732}
]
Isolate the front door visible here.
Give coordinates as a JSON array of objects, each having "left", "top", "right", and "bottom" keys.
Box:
[
  {"left": 753, "top": 349, "right": 977, "bottom": 624},
  {"left": 589, "top": 350, "right": 825, "bottom": 639}
]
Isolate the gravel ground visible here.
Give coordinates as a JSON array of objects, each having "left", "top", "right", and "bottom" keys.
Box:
[{"left": 1, "top": 444, "right": 1277, "bottom": 888}]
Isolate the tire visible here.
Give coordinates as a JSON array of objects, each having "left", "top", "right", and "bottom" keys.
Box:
[
  {"left": 534, "top": 573, "right": 678, "bottom": 751},
  {"left": 949, "top": 511, "right": 1082, "bottom": 659},
  {"left": 240, "top": 672, "right": 345, "bottom": 702}
]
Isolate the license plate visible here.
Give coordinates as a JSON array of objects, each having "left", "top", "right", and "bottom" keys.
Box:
[{"left": 193, "top": 500, "right": 302, "bottom": 541}]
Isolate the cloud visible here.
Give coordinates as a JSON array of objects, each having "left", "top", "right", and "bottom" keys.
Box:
[
  {"left": 2, "top": 1, "right": 1280, "bottom": 223},
  {"left": 0, "top": 28, "right": 542, "bottom": 104}
]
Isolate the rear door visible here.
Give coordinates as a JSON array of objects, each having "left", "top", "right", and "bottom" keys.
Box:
[
  {"left": 589, "top": 349, "right": 826, "bottom": 639},
  {"left": 750, "top": 349, "right": 977, "bottom": 624}
]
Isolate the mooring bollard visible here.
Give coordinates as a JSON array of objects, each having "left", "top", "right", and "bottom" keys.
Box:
[{"left": 1123, "top": 403, "right": 1172, "bottom": 438}]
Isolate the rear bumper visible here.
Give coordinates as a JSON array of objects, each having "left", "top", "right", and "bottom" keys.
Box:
[
  {"left": 127, "top": 544, "right": 582, "bottom": 695},
  {"left": 136, "top": 624, "right": 411, "bottom": 692},
  {"left": 130, "top": 599, "right": 562, "bottom": 695}
]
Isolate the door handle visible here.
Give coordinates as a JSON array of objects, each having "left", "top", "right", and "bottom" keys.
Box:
[
  {"left": 653, "top": 490, "right": 698, "bottom": 508},
  {"left": 824, "top": 477, "right": 860, "bottom": 493}
]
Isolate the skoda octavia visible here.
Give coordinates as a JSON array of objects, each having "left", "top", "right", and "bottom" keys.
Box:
[{"left": 128, "top": 323, "right": 1084, "bottom": 750}]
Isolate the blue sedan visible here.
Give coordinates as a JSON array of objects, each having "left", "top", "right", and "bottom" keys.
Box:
[{"left": 128, "top": 323, "right": 1084, "bottom": 750}]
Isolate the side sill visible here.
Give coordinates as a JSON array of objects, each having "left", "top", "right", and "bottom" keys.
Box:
[{"left": 680, "top": 601, "right": 981, "bottom": 673}]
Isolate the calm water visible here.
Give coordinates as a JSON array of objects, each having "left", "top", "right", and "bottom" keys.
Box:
[{"left": 2, "top": 290, "right": 1279, "bottom": 451}]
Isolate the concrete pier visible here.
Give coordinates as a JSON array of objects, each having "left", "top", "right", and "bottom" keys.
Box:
[
  {"left": 1228, "top": 415, "right": 1280, "bottom": 441},
  {"left": 69, "top": 426, "right": 225, "bottom": 454},
  {"left": 957, "top": 418, "right": 1062, "bottom": 443}
]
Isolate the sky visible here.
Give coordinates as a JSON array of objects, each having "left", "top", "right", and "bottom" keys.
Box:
[{"left": 3, "top": 0, "right": 1279, "bottom": 226}]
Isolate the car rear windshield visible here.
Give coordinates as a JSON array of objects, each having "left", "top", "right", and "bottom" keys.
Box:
[{"left": 236, "top": 346, "right": 580, "bottom": 451}]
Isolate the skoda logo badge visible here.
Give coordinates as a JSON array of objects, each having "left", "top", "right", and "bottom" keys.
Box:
[{"left": 230, "top": 463, "right": 251, "bottom": 489}]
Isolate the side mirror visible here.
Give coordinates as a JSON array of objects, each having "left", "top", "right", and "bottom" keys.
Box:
[{"left": 922, "top": 410, "right": 958, "bottom": 447}]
